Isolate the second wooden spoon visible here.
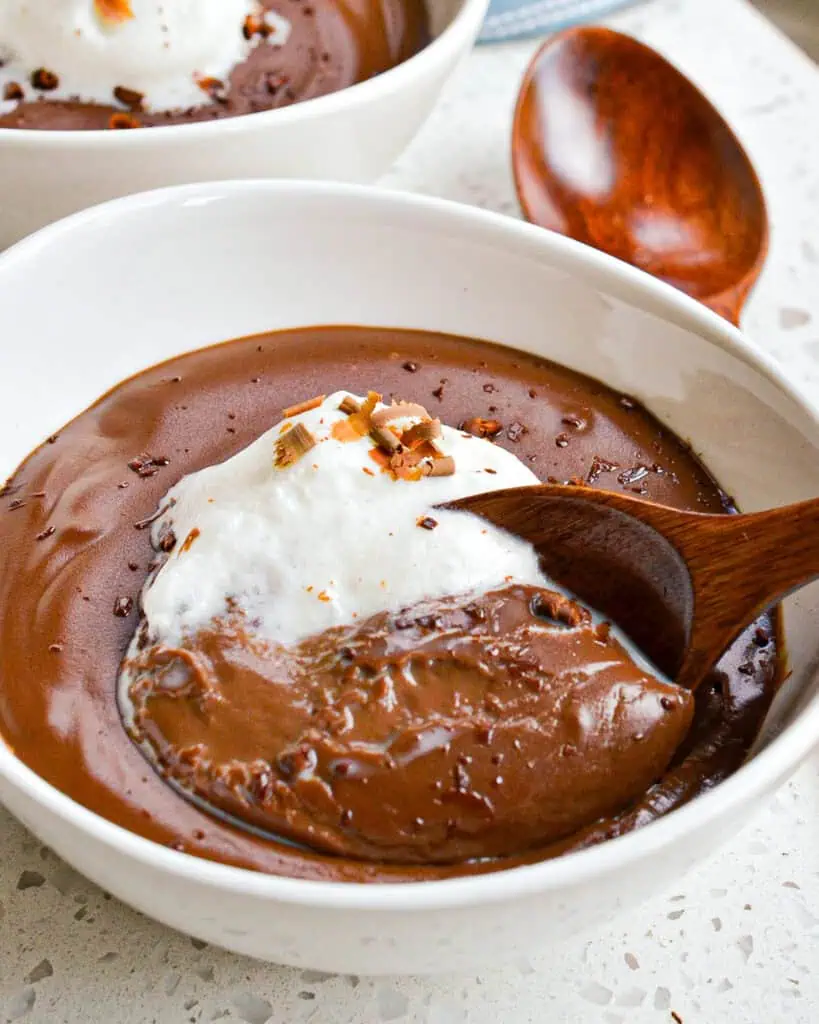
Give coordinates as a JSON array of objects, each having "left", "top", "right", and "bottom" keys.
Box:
[{"left": 512, "top": 27, "right": 769, "bottom": 325}]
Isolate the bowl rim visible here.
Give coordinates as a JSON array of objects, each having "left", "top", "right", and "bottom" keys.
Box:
[
  {"left": 0, "top": 0, "right": 488, "bottom": 148},
  {"left": 2, "top": 178, "right": 818, "bottom": 913}
]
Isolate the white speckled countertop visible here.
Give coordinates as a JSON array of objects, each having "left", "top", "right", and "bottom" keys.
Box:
[{"left": 2, "top": 0, "right": 819, "bottom": 1021}]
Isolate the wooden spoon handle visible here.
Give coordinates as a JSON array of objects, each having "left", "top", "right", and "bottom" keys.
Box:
[{"left": 652, "top": 498, "right": 819, "bottom": 688}]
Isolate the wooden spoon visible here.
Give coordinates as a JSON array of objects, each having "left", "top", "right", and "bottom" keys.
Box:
[
  {"left": 445, "top": 484, "right": 816, "bottom": 691},
  {"left": 512, "top": 27, "right": 769, "bottom": 325}
]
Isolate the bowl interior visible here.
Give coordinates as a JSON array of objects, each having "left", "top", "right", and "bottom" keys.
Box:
[{"left": 2, "top": 181, "right": 819, "bottom": 839}]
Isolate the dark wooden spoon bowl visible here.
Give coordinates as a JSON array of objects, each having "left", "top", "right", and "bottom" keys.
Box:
[
  {"left": 446, "top": 485, "right": 819, "bottom": 691},
  {"left": 512, "top": 27, "right": 769, "bottom": 325}
]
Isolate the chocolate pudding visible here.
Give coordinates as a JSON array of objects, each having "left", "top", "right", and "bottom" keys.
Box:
[
  {"left": 0, "top": 0, "right": 429, "bottom": 131},
  {"left": 0, "top": 327, "right": 780, "bottom": 882}
]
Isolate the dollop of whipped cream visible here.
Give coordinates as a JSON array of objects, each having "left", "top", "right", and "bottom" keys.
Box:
[
  {"left": 138, "top": 391, "right": 547, "bottom": 648},
  {"left": 0, "top": 0, "right": 290, "bottom": 113}
]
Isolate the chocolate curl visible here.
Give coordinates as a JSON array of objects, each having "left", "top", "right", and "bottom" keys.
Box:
[
  {"left": 283, "top": 395, "right": 326, "bottom": 418},
  {"left": 275, "top": 423, "right": 316, "bottom": 468}
]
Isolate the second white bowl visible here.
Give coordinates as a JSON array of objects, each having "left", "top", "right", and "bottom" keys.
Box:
[{"left": 0, "top": 0, "right": 485, "bottom": 249}]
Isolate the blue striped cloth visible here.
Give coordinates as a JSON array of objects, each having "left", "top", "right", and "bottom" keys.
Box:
[{"left": 479, "top": 0, "right": 643, "bottom": 43}]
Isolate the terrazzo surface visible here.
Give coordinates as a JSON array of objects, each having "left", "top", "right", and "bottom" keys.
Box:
[{"left": 2, "top": 0, "right": 819, "bottom": 1020}]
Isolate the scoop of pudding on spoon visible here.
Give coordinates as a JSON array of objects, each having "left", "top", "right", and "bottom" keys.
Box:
[
  {"left": 446, "top": 484, "right": 817, "bottom": 691},
  {"left": 512, "top": 26, "right": 768, "bottom": 325}
]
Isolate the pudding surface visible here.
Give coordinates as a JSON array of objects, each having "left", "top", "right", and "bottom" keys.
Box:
[{"left": 0, "top": 326, "right": 780, "bottom": 881}]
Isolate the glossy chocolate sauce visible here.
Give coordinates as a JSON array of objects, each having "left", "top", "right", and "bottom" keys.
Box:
[
  {"left": 0, "top": 327, "right": 780, "bottom": 881},
  {"left": 0, "top": 0, "right": 429, "bottom": 130}
]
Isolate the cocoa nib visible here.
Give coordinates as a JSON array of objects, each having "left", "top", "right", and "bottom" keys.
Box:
[
  {"left": 587, "top": 455, "right": 619, "bottom": 484},
  {"left": 530, "top": 591, "right": 590, "bottom": 628},
  {"left": 3, "top": 81, "right": 24, "bottom": 101},
  {"left": 31, "top": 68, "right": 59, "bottom": 91},
  {"left": 109, "top": 112, "right": 141, "bottom": 130},
  {"left": 618, "top": 465, "right": 649, "bottom": 486},
  {"left": 113, "top": 85, "right": 144, "bottom": 110},
  {"left": 243, "top": 12, "right": 278, "bottom": 39},
  {"left": 157, "top": 524, "right": 177, "bottom": 553},
  {"left": 128, "top": 454, "right": 170, "bottom": 478},
  {"left": 506, "top": 421, "right": 527, "bottom": 442},
  {"left": 113, "top": 596, "right": 134, "bottom": 618},
  {"left": 416, "top": 516, "right": 438, "bottom": 531}
]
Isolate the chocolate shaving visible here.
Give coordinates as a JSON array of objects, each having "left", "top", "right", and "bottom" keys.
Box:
[
  {"left": 179, "top": 528, "right": 201, "bottom": 554},
  {"left": 113, "top": 596, "right": 134, "bottom": 618},
  {"left": 460, "top": 417, "right": 502, "bottom": 439},
  {"left": 370, "top": 425, "right": 402, "bottom": 453},
  {"left": 275, "top": 423, "right": 316, "bottom": 468},
  {"left": 339, "top": 392, "right": 380, "bottom": 436},
  {"left": 340, "top": 391, "right": 456, "bottom": 478},
  {"left": 196, "top": 77, "right": 228, "bottom": 103},
  {"left": 282, "top": 394, "right": 325, "bottom": 417},
  {"left": 416, "top": 516, "right": 438, "bottom": 530},
  {"left": 371, "top": 402, "right": 430, "bottom": 427},
  {"left": 401, "top": 419, "right": 442, "bottom": 446},
  {"left": 425, "top": 456, "right": 456, "bottom": 477},
  {"left": 3, "top": 82, "right": 24, "bottom": 101},
  {"left": 35, "top": 525, "right": 56, "bottom": 541},
  {"left": 95, "top": 0, "right": 134, "bottom": 22}
]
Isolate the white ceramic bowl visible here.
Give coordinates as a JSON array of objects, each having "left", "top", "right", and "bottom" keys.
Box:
[
  {"left": 2, "top": 181, "right": 819, "bottom": 976},
  {"left": 0, "top": 0, "right": 485, "bottom": 250}
]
